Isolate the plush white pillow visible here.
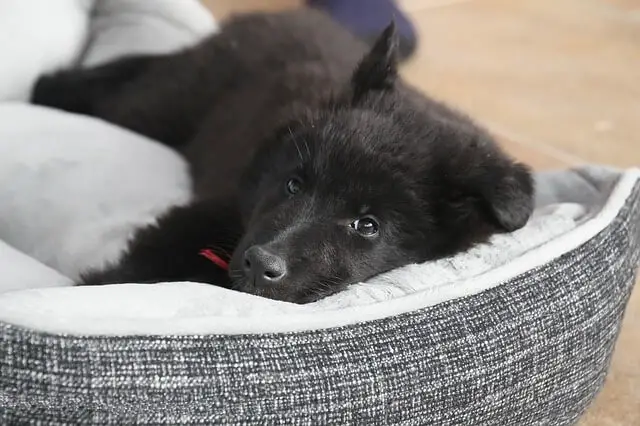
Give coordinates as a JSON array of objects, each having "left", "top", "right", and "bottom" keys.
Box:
[
  {"left": 0, "top": 0, "right": 92, "bottom": 101},
  {"left": 0, "top": 240, "right": 72, "bottom": 293},
  {"left": 0, "top": 104, "right": 192, "bottom": 282},
  {"left": 83, "top": 0, "right": 217, "bottom": 66},
  {"left": 0, "top": 0, "right": 217, "bottom": 101}
]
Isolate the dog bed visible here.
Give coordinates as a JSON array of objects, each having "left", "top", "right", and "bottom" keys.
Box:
[
  {"left": 0, "top": 160, "right": 638, "bottom": 425},
  {"left": 0, "top": 1, "right": 639, "bottom": 425}
]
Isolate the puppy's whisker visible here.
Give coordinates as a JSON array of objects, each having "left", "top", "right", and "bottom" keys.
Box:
[
  {"left": 230, "top": 277, "right": 245, "bottom": 291},
  {"left": 288, "top": 126, "right": 304, "bottom": 163},
  {"left": 303, "top": 137, "right": 311, "bottom": 159}
]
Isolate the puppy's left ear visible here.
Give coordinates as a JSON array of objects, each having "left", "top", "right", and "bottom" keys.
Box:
[
  {"left": 480, "top": 162, "right": 535, "bottom": 232},
  {"left": 351, "top": 21, "right": 399, "bottom": 103}
]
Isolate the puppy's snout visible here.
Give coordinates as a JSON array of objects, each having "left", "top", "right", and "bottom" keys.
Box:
[{"left": 243, "top": 245, "right": 287, "bottom": 285}]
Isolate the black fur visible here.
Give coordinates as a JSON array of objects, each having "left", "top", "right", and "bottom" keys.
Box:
[{"left": 32, "top": 10, "right": 534, "bottom": 304}]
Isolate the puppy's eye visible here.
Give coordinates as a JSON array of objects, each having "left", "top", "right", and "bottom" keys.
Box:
[
  {"left": 350, "top": 216, "right": 379, "bottom": 237},
  {"left": 285, "top": 178, "right": 302, "bottom": 195}
]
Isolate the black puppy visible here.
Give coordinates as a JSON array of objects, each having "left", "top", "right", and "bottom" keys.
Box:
[{"left": 32, "top": 10, "right": 533, "bottom": 304}]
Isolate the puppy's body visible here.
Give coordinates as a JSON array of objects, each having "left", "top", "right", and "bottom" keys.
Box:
[
  {"left": 33, "top": 10, "right": 534, "bottom": 303},
  {"left": 39, "top": 12, "right": 366, "bottom": 197}
]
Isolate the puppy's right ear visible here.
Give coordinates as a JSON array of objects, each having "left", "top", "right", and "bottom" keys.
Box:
[
  {"left": 350, "top": 22, "right": 400, "bottom": 103},
  {"left": 479, "top": 162, "right": 535, "bottom": 232}
]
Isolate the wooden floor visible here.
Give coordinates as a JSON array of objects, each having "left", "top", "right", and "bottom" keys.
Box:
[{"left": 202, "top": 1, "right": 640, "bottom": 424}]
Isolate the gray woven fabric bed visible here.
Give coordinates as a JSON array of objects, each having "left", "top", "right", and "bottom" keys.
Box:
[{"left": 1, "top": 169, "right": 638, "bottom": 425}]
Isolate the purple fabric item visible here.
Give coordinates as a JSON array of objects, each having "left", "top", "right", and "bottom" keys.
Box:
[{"left": 307, "top": 0, "right": 417, "bottom": 59}]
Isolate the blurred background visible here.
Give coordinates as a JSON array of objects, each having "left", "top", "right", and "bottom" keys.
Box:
[
  {"left": 203, "top": 2, "right": 639, "bottom": 424},
  {"left": 204, "top": 0, "right": 640, "bottom": 171}
]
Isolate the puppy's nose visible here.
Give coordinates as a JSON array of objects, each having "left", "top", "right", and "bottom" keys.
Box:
[{"left": 243, "top": 245, "right": 287, "bottom": 285}]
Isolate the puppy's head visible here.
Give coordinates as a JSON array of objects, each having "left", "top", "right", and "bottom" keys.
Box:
[{"left": 228, "top": 24, "right": 534, "bottom": 303}]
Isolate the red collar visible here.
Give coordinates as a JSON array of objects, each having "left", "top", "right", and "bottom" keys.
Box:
[{"left": 199, "top": 249, "right": 229, "bottom": 271}]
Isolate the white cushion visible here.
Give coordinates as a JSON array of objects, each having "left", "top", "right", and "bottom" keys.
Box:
[
  {"left": 0, "top": 104, "right": 192, "bottom": 282},
  {"left": 0, "top": 0, "right": 216, "bottom": 101},
  {"left": 0, "top": 0, "right": 91, "bottom": 101},
  {"left": 83, "top": 0, "right": 217, "bottom": 66}
]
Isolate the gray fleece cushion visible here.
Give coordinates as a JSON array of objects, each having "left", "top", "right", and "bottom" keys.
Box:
[{"left": 0, "top": 167, "right": 638, "bottom": 425}]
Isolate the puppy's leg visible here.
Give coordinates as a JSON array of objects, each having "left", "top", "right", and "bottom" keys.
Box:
[
  {"left": 31, "top": 47, "right": 216, "bottom": 148},
  {"left": 33, "top": 33, "right": 251, "bottom": 148},
  {"left": 31, "top": 55, "right": 161, "bottom": 116},
  {"left": 79, "top": 198, "right": 243, "bottom": 288},
  {"left": 31, "top": 53, "right": 203, "bottom": 147}
]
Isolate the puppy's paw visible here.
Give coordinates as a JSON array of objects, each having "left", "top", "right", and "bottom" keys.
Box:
[{"left": 31, "top": 71, "right": 94, "bottom": 114}]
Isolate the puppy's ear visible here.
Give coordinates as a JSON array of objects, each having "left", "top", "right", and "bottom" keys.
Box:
[
  {"left": 351, "top": 21, "right": 399, "bottom": 103},
  {"left": 480, "top": 162, "right": 535, "bottom": 232}
]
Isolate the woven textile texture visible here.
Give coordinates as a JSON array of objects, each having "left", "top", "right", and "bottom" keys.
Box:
[{"left": 1, "top": 183, "right": 638, "bottom": 425}]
